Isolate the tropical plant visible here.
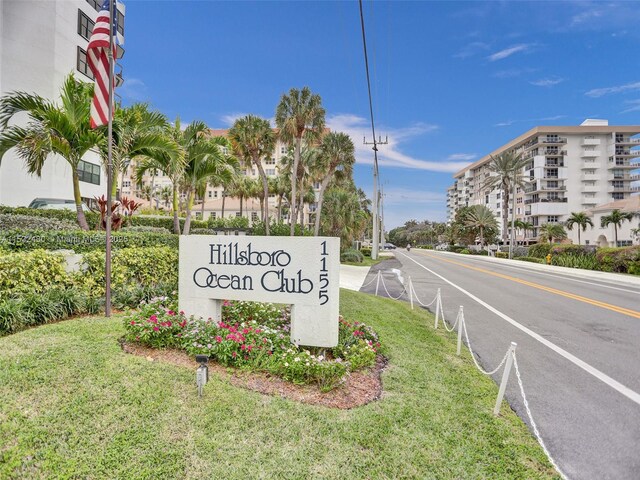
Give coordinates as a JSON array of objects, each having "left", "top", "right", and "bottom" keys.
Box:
[
  {"left": 483, "top": 151, "right": 529, "bottom": 244},
  {"left": 312, "top": 132, "right": 356, "bottom": 236},
  {"left": 600, "top": 209, "right": 634, "bottom": 246},
  {"left": 514, "top": 219, "right": 534, "bottom": 244},
  {"left": 275, "top": 87, "right": 326, "bottom": 235},
  {"left": 0, "top": 73, "right": 103, "bottom": 230},
  {"left": 565, "top": 211, "right": 594, "bottom": 245},
  {"left": 320, "top": 185, "right": 368, "bottom": 250},
  {"left": 464, "top": 205, "right": 499, "bottom": 249},
  {"left": 228, "top": 115, "right": 275, "bottom": 235},
  {"left": 538, "top": 223, "right": 567, "bottom": 244},
  {"left": 159, "top": 185, "right": 172, "bottom": 208}
]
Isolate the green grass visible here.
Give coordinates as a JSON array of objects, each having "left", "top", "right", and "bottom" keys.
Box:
[
  {"left": 0, "top": 290, "right": 557, "bottom": 479},
  {"left": 341, "top": 256, "right": 386, "bottom": 267}
]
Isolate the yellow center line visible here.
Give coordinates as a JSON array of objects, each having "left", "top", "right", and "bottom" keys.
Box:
[{"left": 420, "top": 252, "right": 640, "bottom": 319}]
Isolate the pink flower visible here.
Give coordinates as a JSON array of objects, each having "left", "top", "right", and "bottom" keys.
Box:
[
  {"left": 262, "top": 338, "right": 267, "bottom": 343},
  {"left": 255, "top": 329, "right": 262, "bottom": 334},
  {"left": 241, "top": 344, "right": 246, "bottom": 351},
  {"left": 215, "top": 336, "right": 222, "bottom": 343},
  {"left": 207, "top": 343, "right": 212, "bottom": 349},
  {"left": 232, "top": 352, "right": 237, "bottom": 358},
  {"left": 179, "top": 320, "right": 187, "bottom": 328},
  {"left": 168, "top": 310, "right": 175, "bottom": 316},
  {"left": 242, "top": 328, "right": 250, "bottom": 334},
  {"left": 149, "top": 315, "right": 158, "bottom": 323},
  {"left": 179, "top": 310, "right": 185, "bottom": 315},
  {"left": 166, "top": 321, "right": 172, "bottom": 327},
  {"left": 153, "top": 326, "right": 159, "bottom": 332},
  {"left": 130, "top": 321, "right": 136, "bottom": 325}
]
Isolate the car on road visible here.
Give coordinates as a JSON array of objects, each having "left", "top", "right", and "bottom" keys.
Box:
[
  {"left": 383, "top": 243, "right": 396, "bottom": 250},
  {"left": 28, "top": 198, "right": 90, "bottom": 211}
]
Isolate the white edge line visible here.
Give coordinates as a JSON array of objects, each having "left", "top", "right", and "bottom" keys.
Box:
[{"left": 396, "top": 251, "right": 640, "bottom": 407}]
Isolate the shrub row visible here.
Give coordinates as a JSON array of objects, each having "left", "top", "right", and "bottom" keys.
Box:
[
  {"left": 341, "top": 248, "right": 364, "bottom": 263},
  {"left": 0, "top": 213, "right": 80, "bottom": 231},
  {"left": 596, "top": 246, "right": 640, "bottom": 274},
  {"left": 514, "top": 256, "right": 544, "bottom": 264},
  {"left": 0, "top": 229, "right": 178, "bottom": 253}
]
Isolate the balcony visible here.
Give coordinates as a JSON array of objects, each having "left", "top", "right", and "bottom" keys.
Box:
[
  {"left": 581, "top": 150, "right": 601, "bottom": 157},
  {"left": 581, "top": 137, "right": 601, "bottom": 146},
  {"left": 542, "top": 148, "right": 566, "bottom": 156},
  {"left": 524, "top": 198, "right": 568, "bottom": 205},
  {"left": 608, "top": 161, "right": 637, "bottom": 169},
  {"left": 525, "top": 201, "right": 569, "bottom": 216},
  {"left": 608, "top": 185, "right": 632, "bottom": 193},
  {"left": 615, "top": 137, "right": 640, "bottom": 145},
  {"left": 612, "top": 150, "right": 640, "bottom": 157},
  {"left": 524, "top": 138, "right": 539, "bottom": 150},
  {"left": 581, "top": 184, "right": 599, "bottom": 192},
  {"left": 580, "top": 174, "right": 599, "bottom": 181},
  {"left": 581, "top": 162, "right": 601, "bottom": 169},
  {"left": 631, "top": 186, "right": 640, "bottom": 192},
  {"left": 542, "top": 137, "right": 567, "bottom": 144},
  {"left": 631, "top": 174, "right": 640, "bottom": 181}
]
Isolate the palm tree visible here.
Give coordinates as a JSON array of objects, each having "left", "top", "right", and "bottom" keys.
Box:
[
  {"left": 312, "top": 132, "right": 355, "bottom": 236},
  {"left": 566, "top": 212, "right": 594, "bottom": 245},
  {"left": 464, "top": 205, "right": 498, "bottom": 249},
  {"left": 275, "top": 87, "right": 326, "bottom": 235},
  {"left": 271, "top": 174, "right": 289, "bottom": 222},
  {"left": 320, "top": 186, "right": 368, "bottom": 249},
  {"left": 159, "top": 185, "right": 172, "bottom": 208},
  {"left": 600, "top": 209, "right": 634, "bottom": 246},
  {"left": 0, "top": 73, "right": 102, "bottom": 230},
  {"left": 514, "top": 219, "right": 534, "bottom": 244},
  {"left": 228, "top": 175, "right": 252, "bottom": 218},
  {"left": 135, "top": 119, "right": 186, "bottom": 234},
  {"left": 140, "top": 184, "right": 153, "bottom": 203},
  {"left": 181, "top": 121, "right": 238, "bottom": 235},
  {"left": 538, "top": 223, "right": 567, "bottom": 244},
  {"left": 483, "top": 151, "right": 529, "bottom": 245},
  {"left": 228, "top": 115, "right": 276, "bottom": 235},
  {"left": 101, "top": 103, "right": 177, "bottom": 202}
]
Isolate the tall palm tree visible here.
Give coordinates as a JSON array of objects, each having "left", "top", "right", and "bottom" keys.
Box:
[
  {"left": 312, "top": 132, "right": 355, "bottom": 236},
  {"left": 320, "top": 186, "right": 368, "bottom": 249},
  {"left": 275, "top": 87, "right": 326, "bottom": 235},
  {"left": 601, "top": 209, "right": 634, "bottom": 246},
  {"left": 514, "top": 219, "right": 534, "bottom": 244},
  {"left": 0, "top": 73, "right": 102, "bottom": 230},
  {"left": 159, "top": 185, "right": 172, "bottom": 208},
  {"left": 538, "top": 223, "right": 567, "bottom": 245},
  {"left": 464, "top": 205, "right": 498, "bottom": 249},
  {"left": 228, "top": 115, "right": 276, "bottom": 235},
  {"left": 181, "top": 121, "right": 238, "bottom": 235},
  {"left": 483, "top": 150, "right": 529, "bottom": 245},
  {"left": 101, "top": 103, "right": 177, "bottom": 202},
  {"left": 566, "top": 211, "right": 594, "bottom": 245},
  {"left": 228, "top": 175, "right": 252, "bottom": 218},
  {"left": 135, "top": 119, "right": 186, "bottom": 234},
  {"left": 271, "top": 174, "right": 289, "bottom": 222}
]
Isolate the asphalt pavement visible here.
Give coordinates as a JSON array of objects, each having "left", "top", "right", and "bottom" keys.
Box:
[{"left": 360, "top": 249, "right": 640, "bottom": 480}]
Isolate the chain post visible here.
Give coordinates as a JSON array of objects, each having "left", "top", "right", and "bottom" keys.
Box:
[
  {"left": 456, "top": 306, "right": 464, "bottom": 355},
  {"left": 434, "top": 288, "right": 441, "bottom": 328},
  {"left": 375, "top": 270, "right": 381, "bottom": 297},
  {"left": 493, "top": 342, "right": 518, "bottom": 416}
]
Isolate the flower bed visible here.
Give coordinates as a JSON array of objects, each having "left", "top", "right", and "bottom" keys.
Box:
[{"left": 124, "top": 298, "right": 383, "bottom": 391}]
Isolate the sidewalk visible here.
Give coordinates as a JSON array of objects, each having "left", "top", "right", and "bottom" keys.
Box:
[
  {"left": 339, "top": 264, "right": 372, "bottom": 291},
  {"left": 427, "top": 249, "right": 640, "bottom": 288}
]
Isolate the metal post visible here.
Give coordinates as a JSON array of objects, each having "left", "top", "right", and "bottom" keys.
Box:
[
  {"left": 372, "top": 165, "right": 379, "bottom": 260},
  {"left": 456, "top": 306, "right": 463, "bottom": 355},
  {"left": 408, "top": 277, "right": 414, "bottom": 310},
  {"left": 374, "top": 270, "right": 381, "bottom": 297},
  {"left": 494, "top": 342, "right": 518, "bottom": 416},
  {"left": 105, "top": 0, "right": 116, "bottom": 317},
  {"left": 434, "top": 288, "right": 441, "bottom": 328}
]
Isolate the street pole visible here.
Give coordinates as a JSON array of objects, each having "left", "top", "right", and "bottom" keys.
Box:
[
  {"left": 105, "top": 0, "right": 116, "bottom": 317},
  {"left": 364, "top": 136, "right": 387, "bottom": 259}
]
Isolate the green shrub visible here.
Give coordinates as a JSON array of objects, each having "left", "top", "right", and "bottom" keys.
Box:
[
  {"left": 0, "top": 250, "right": 72, "bottom": 295},
  {"left": 449, "top": 245, "right": 467, "bottom": 253},
  {"left": 130, "top": 215, "right": 207, "bottom": 231},
  {"left": 529, "top": 243, "right": 553, "bottom": 258},
  {"left": 417, "top": 245, "right": 434, "bottom": 249},
  {"left": 340, "top": 248, "right": 364, "bottom": 263},
  {"left": 514, "top": 256, "right": 544, "bottom": 264},
  {"left": 0, "top": 213, "right": 80, "bottom": 231},
  {"left": 469, "top": 249, "right": 488, "bottom": 256},
  {"left": 550, "top": 244, "right": 591, "bottom": 257},
  {"left": 459, "top": 249, "right": 470, "bottom": 255},
  {"left": 551, "top": 253, "right": 600, "bottom": 270},
  {"left": 251, "top": 221, "right": 312, "bottom": 236},
  {"left": 0, "top": 206, "right": 100, "bottom": 229},
  {"left": 190, "top": 228, "right": 220, "bottom": 235},
  {"left": 596, "top": 246, "right": 640, "bottom": 273},
  {"left": 495, "top": 251, "right": 508, "bottom": 259},
  {"left": 360, "top": 247, "right": 372, "bottom": 257},
  {"left": 80, "top": 246, "right": 178, "bottom": 295},
  {"left": 0, "top": 229, "right": 178, "bottom": 253},
  {"left": 120, "top": 225, "right": 171, "bottom": 234}
]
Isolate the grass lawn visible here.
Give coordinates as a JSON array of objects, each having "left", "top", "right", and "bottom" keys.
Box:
[
  {"left": 342, "top": 256, "right": 386, "bottom": 267},
  {"left": 0, "top": 290, "right": 557, "bottom": 479}
]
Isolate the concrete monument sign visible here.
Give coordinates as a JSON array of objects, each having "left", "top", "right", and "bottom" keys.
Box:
[{"left": 179, "top": 235, "right": 340, "bottom": 347}]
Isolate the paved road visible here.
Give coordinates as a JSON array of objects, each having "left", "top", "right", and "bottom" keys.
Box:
[{"left": 361, "top": 250, "right": 640, "bottom": 480}]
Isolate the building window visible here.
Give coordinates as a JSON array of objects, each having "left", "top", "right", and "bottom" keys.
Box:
[
  {"left": 612, "top": 193, "right": 624, "bottom": 200},
  {"left": 617, "top": 240, "right": 632, "bottom": 247},
  {"left": 266, "top": 169, "right": 276, "bottom": 176},
  {"left": 86, "top": 0, "right": 100, "bottom": 11},
  {"left": 280, "top": 146, "right": 286, "bottom": 154},
  {"left": 195, "top": 211, "right": 202, "bottom": 220},
  {"left": 86, "top": 1, "right": 124, "bottom": 35},
  {"left": 235, "top": 212, "right": 241, "bottom": 218},
  {"left": 547, "top": 215, "right": 559, "bottom": 223},
  {"left": 251, "top": 212, "right": 258, "bottom": 222},
  {"left": 76, "top": 47, "right": 94, "bottom": 80},
  {"left": 210, "top": 212, "right": 217, "bottom": 219},
  {"left": 213, "top": 191, "right": 218, "bottom": 198},
  {"left": 78, "top": 10, "right": 94, "bottom": 40},
  {"left": 122, "top": 180, "right": 130, "bottom": 187},
  {"left": 265, "top": 158, "right": 275, "bottom": 165},
  {"left": 78, "top": 160, "right": 100, "bottom": 185}
]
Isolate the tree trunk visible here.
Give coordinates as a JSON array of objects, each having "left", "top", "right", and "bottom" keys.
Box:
[
  {"left": 298, "top": 193, "right": 305, "bottom": 231},
  {"left": 578, "top": 228, "right": 581, "bottom": 245},
  {"left": 502, "top": 181, "right": 509, "bottom": 245},
  {"left": 314, "top": 176, "right": 331, "bottom": 236},
  {"left": 240, "top": 195, "right": 243, "bottom": 217},
  {"left": 290, "top": 137, "right": 301, "bottom": 236},
  {"left": 254, "top": 160, "right": 270, "bottom": 236},
  {"left": 201, "top": 194, "right": 205, "bottom": 218},
  {"left": 480, "top": 226, "right": 484, "bottom": 250},
  {"left": 183, "top": 189, "right": 195, "bottom": 235},
  {"left": 277, "top": 196, "right": 282, "bottom": 222},
  {"left": 614, "top": 224, "right": 618, "bottom": 246},
  {"left": 72, "top": 167, "right": 89, "bottom": 231},
  {"left": 172, "top": 185, "right": 181, "bottom": 234}
]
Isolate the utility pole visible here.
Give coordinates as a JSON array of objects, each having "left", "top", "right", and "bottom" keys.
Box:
[
  {"left": 379, "top": 183, "right": 385, "bottom": 248},
  {"left": 364, "top": 135, "right": 388, "bottom": 259}
]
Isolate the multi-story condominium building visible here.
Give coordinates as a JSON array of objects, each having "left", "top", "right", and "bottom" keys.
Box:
[
  {"left": 0, "top": 0, "right": 125, "bottom": 207},
  {"left": 446, "top": 119, "right": 640, "bottom": 243}
]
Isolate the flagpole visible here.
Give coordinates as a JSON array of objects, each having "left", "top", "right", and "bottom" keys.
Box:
[{"left": 105, "top": 0, "right": 115, "bottom": 317}]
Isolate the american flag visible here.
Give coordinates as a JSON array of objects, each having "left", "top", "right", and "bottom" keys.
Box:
[{"left": 87, "top": 0, "right": 118, "bottom": 129}]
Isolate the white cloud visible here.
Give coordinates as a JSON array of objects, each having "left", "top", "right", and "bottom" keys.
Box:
[
  {"left": 585, "top": 81, "right": 640, "bottom": 98},
  {"left": 494, "top": 115, "right": 566, "bottom": 127},
  {"left": 492, "top": 67, "right": 538, "bottom": 79},
  {"left": 327, "top": 114, "right": 471, "bottom": 173},
  {"left": 571, "top": 9, "right": 603, "bottom": 26},
  {"left": 529, "top": 77, "right": 565, "bottom": 87},
  {"left": 453, "top": 41, "right": 491, "bottom": 59},
  {"left": 119, "top": 78, "right": 148, "bottom": 102},
  {"left": 487, "top": 44, "right": 534, "bottom": 61},
  {"left": 447, "top": 153, "right": 477, "bottom": 161},
  {"left": 383, "top": 188, "right": 445, "bottom": 205},
  {"left": 621, "top": 99, "right": 640, "bottom": 113}
]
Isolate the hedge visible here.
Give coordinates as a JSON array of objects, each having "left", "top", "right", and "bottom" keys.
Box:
[
  {"left": 528, "top": 243, "right": 552, "bottom": 258},
  {"left": 0, "top": 250, "right": 72, "bottom": 295},
  {"left": 514, "top": 256, "right": 544, "bottom": 264},
  {"left": 0, "top": 229, "right": 178, "bottom": 253},
  {"left": 0, "top": 213, "right": 80, "bottom": 231},
  {"left": 340, "top": 248, "right": 364, "bottom": 263},
  {"left": 596, "top": 246, "right": 640, "bottom": 274}
]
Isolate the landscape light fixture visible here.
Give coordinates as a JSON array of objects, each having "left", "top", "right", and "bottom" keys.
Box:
[{"left": 195, "top": 354, "right": 209, "bottom": 397}]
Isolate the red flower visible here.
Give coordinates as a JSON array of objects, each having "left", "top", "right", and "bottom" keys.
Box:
[
  {"left": 179, "top": 310, "right": 185, "bottom": 315},
  {"left": 255, "top": 329, "right": 262, "bottom": 334},
  {"left": 242, "top": 328, "right": 250, "bottom": 334},
  {"left": 241, "top": 344, "right": 246, "bottom": 351},
  {"left": 215, "top": 336, "right": 222, "bottom": 343},
  {"left": 153, "top": 326, "right": 159, "bottom": 332},
  {"left": 268, "top": 351, "right": 273, "bottom": 355},
  {"left": 149, "top": 315, "right": 158, "bottom": 323},
  {"left": 232, "top": 352, "right": 237, "bottom": 358},
  {"left": 166, "top": 321, "right": 172, "bottom": 327},
  {"left": 130, "top": 321, "right": 136, "bottom": 325},
  {"left": 179, "top": 320, "right": 187, "bottom": 328},
  {"left": 168, "top": 310, "right": 175, "bottom": 316},
  {"left": 262, "top": 338, "right": 267, "bottom": 343}
]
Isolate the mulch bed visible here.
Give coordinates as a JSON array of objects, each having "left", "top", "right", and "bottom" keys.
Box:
[{"left": 120, "top": 341, "right": 387, "bottom": 409}]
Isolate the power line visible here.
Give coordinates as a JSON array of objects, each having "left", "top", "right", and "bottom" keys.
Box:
[{"left": 358, "top": 0, "right": 379, "bottom": 165}]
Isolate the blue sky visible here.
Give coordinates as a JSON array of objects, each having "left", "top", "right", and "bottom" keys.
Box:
[{"left": 119, "top": 0, "right": 640, "bottom": 228}]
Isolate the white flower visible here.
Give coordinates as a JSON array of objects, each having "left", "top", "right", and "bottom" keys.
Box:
[
  {"left": 294, "top": 357, "right": 301, "bottom": 362},
  {"left": 284, "top": 362, "right": 289, "bottom": 367},
  {"left": 318, "top": 355, "right": 324, "bottom": 361},
  {"left": 305, "top": 362, "right": 310, "bottom": 366}
]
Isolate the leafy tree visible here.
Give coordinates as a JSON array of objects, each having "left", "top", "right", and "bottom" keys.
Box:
[
  {"left": 538, "top": 223, "right": 567, "bottom": 244},
  {"left": 228, "top": 115, "right": 276, "bottom": 234},
  {"left": 565, "top": 211, "right": 594, "bottom": 245},
  {"left": 320, "top": 184, "right": 367, "bottom": 250},
  {"left": 275, "top": 86, "right": 326, "bottom": 235},
  {"left": 600, "top": 209, "right": 634, "bottom": 246},
  {"left": 464, "top": 205, "right": 499, "bottom": 249},
  {"left": 0, "top": 74, "right": 102, "bottom": 230},
  {"left": 483, "top": 151, "right": 529, "bottom": 244},
  {"left": 514, "top": 219, "right": 534, "bottom": 244},
  {"left": 312, "top": 132, "right": 355, "bottom": 235}
]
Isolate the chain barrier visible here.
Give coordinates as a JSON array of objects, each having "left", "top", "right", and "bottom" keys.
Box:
[
  {"left": 408, "top": 278, "right": 438, "bottom": 308},
  {"left": 513, "top": 352, "right": 569, "bottom": 480},
  {"left": 359, "top": 271, "right": 380, "bottom": 290},
  {"left": 461, "top": 314, "right": 511, "bottom": 376},
  {"left": 378, "top": 272, "right": 407, "bottom": 300}
]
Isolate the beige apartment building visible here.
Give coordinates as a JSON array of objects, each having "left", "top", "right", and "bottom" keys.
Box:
[{"left": 446, "top": 119, "right": 640, "bottom": 245}]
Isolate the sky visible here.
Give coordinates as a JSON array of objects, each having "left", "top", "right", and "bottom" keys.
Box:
[{"left": 118, "top": 0, "right": 640, "bottom": 228}]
